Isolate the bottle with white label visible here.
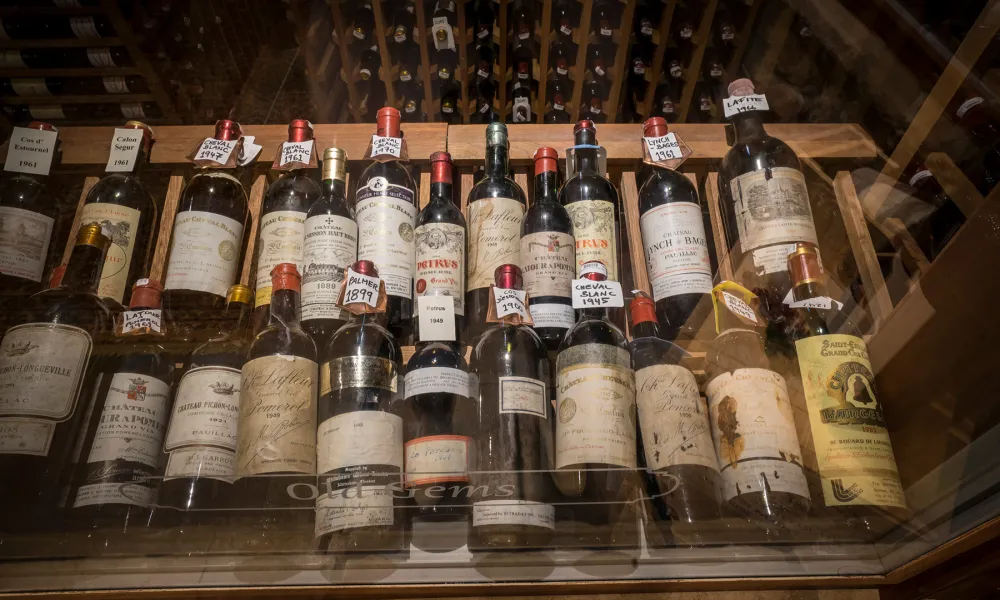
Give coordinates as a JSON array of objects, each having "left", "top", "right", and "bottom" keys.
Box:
[
  {"left": 554, "top": 261, "right": 638, "bottom": 548},
  {"left": 469, "top": 264, "right": 556, "bottom": 550},
  {"left": 0, "top": 224, "right": 112, "bottom": 532},
  {"left": 69, "top": 279, "right": 175, "bottom": 533},
  {"left": 316, "top": 260, "right": 406, "bottom": 553},
  {"left": 0, "top": 121, "right": 59, "bottom": 297},
  {"left": 163, "top": 119, "right": 249, "bottom": 340}
]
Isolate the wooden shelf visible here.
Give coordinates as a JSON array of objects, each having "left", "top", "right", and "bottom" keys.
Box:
[
  {"left": 0, "top": 36, "right": 126, "bottom": 49},
  {"left": 0, "top": 93, "right": 156, "bottom": 105}
]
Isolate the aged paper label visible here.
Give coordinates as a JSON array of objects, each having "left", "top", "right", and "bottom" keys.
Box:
[
  {"left": 566, "top": 199, "right": 618, "bottom": 280},
  {"left": 85, "top": 371, "right": 171, "bottom": 469},
  {"left": 254, "top": 209, "right": 306, "bottom": 307},
  {"left": 164, "top": 207, "right": 244, "bottom": 298},
  {"left": 301, "top": 213, "right": 357, "bottom": 323},
  {"left": 0, "top": 206, "right": 54, "bottom": 282},
  {"left": 729, "top": 167, "right": 818, "bottom": 252},
  {"left": 164, "top": 366, "right": 241, "bottom": 451},
  {"left": 635, "top": 364, "right": 719, "bottom": 471},
  {"left": 414, "top": 222, "right": 465, "bottom": 314},
  {"left": 639, "top": 202, "right": 713, "bottom": 300},
  {"left": 404, "top": 434, "right": 470, "bottom": 486},
  {"left": 520, "top": 231, "right": 575, "bottom": 298},
  {"left": 467, "top": 197, "right": 524, "bottom": 290},
  {"left": 79, "top": 203, "right": 142, "bottom": 303},
  {"left": 356, "top": 179, "right": 417, "bottom": 299},
  {"left": 0, "top": 323, "right": 91, "bottom": 420}
]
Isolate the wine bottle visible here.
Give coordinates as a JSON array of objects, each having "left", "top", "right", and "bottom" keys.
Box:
[
  {"left": 252, "top": 119, "right": 320, "bottom": 334},
  {"left": 415, "top": 152, "right": 466, "bottom": 339},
  {"left": 435, "top": 48, "right": 459, "bottom": 82},
  {"left": 521, "top": 147, "right": 575, "bottom": 351},
  {"left": 0, "top": 224, "right": 112, "bottom": 530},
  {"left": 550, "top": 41, "right": 574, "bottom": 80},
  {"left": 718, "top": 79, "right": 821, "bottom": 309},
  {"left": 591, "top": 0, "right": 617, "bottom": 39},
  {"left": 705, "top": 281, "right": 810, "bottom": 525},
  {"left": 587, "top": 42, "right": 612, "bottom": 82},
  {"left": 69, "top": 279, "right": 174, "bottom": 530},
  {"left": 1, "top": 47, "right": 132, "bottom": 70},
  {"left": 553, "top": 261, "right": 638, "bottom": 547},
  {"left": 359, "top": 48, "right": 381, "bottom": 82},
  {"left": 316, "top": 260, "right": 405, "bottom": 553},
  {"left": 673, "top": 4, "right": 696, "bottom": 57},
  {"left": 302, "top": 147, "right": 357, "bottom": 352},
  {"left": 473, "top": 79, "right": 497, "bottom": 123},
  {"left": 634, "top": 4, "right": 656, "bottom": 43},
  {"left": 952, "top": 96, "right": 1000, "bottom": 194},
  {"left": 510, "top": 0, "right": 536, "bottom": 52},
  {"left": 905, "top": 165, "right": 965, "bottom": 260},
  {"left": 469, "top": 264, "right": 555, "bottom": 549},
  {"left": 350, "top": 3, "right": 376, "bottom": 46},
  {"left": 474, "top": 43, "right": 496, "bottom": 81},
  {"left": 581, "top": 82, "right": 607, "bottom": 123},
  {"left": 653, "top": 81, "right": 679, "bottom": 122},
  {"left": 629, "top": 293, "right": 723, "bottom": 542},
  {"left": 356, "top": 107, "right": 418, "bottom": 340},
  {"left": 545, "top": 79, "right": 571, "bottom": 123},
  {"left": 473, "top": 0, "right": 496, "bottom": 42},
  {"left": 163, "top": 119, "right": 249, "bottom": 338},
  {"left": 0, "top": 15, "right": 114, "bottom": 40},
  {"left": 664, "top": 46, "right": 685, "bottom": 82},
  {"left": 78, "top": 121, "right": 159, "bottom": 309},
  {"left": 391, "top": 3, "right": 415, "bottom": 46},
  {"left": 553, "top": 0, "right": 578, "bottom": 40},
  {"left": 234, "top": 263, "right": 318, "bottom": 545},
  {"left": 440, "top": 82, "right": 462, "bottom": 124},
  {"left": 637, "top": 117, "right": 713, "bottom": 340},
  {"left": 0, "top": 121, "right": 59, "bottom": 297},
  {"left": 465, "top": 123, "right": 527, "bottom": 343},
  {"left": 703, "top": 48, "right": 726, "bottom": 83},
  {"left": 159, "top": 285, "right": 252, "bottom": 516}
]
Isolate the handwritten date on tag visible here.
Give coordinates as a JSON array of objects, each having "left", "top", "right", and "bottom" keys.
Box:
[
  {"left": 278, "top": 140, "right": 314, "bottom": 167},
  {"left": 120, "top": 309, "right": 162, "bottom": 335},
  {"left": 342, "top": 268, "right": 381, "bottom": 307},
  {"left": 371, "top": 134, "right": 402, "bottom": 158},
  {"left": 722, "top": 291, "right": 758, "bottom": 324},
  {"left": 4, "top": 126, "right": 58, "bottom": 176},
  {"left": 789, "top": 296, "right": 844, "bottom": 311},
  {"left": 105, "top": 128, "right": 145, "bottom": 173},
  {"left": 723, "top": 94, "right": 769, "bottom": 118},
  {"left": 644, "top": 133, "right": 683, "bottom": 162},
  {"left": 572, "top": 279, "right": 624, "bottom": 309},
  {"left": 495, "top": 288, "right": 529, "bottom": 319},
  {"left": 193, "top": 138, "right": 237, "bottom": 165}
]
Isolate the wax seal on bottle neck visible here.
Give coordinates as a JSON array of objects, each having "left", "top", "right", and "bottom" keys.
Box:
[
  {"left": 226, "top": 284, "right": 253, "bottom": 306},
  {"left": 130, "top": 278, "right": 163, "bottom": 310},
  {"left": 727, "top": 78, "right": 756, "bottom": 97},
  {"left": 629, "top": 292, "right": 658, "bottom": 326},
  {"left": 28, "top": 121, "right": 57, "bottom": 132},
  {"left": 430, "top": 151, "right": 453, "bottom": 184},
  {"left": 271, "top": 263, "right": 302, "bottom": 293},
  {"left": 76, "top": 223, "right": 111, "bottom": 252},
  {"left": 787, "top": 243, "right": 824, "bottom": 287},
  {"left": 533, "top": 146, "right": 558, "bottom": 175},
  {"left": 352, "top": 259, "right": 380, "bottom": 279},
  {"left": 376, "top": 107, "right": 402, "bottom": 138},
  {"left": 643, "top": 117, "right": 668, "bottom": 138},
  {"left": 493, "top": 264, "right": 522, "bottom": 290},
  {"left": 579, "top": 260, "right": 608, "bottom": 282},
  {"left": 485, "top": 122, "right": 508, "bottom": 148},
  {"left": 288, "top": 119, "right": 313, "bottom": 142},
  {"left": 214, "top": 119, "right": 241, "bottom": 141},
  {"left": 322, "top": 147, "right": 348, "bottom": 182}
]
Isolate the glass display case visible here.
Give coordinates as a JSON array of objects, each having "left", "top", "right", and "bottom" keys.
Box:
[{"left": 0, "top": 0, "right": 998, "bottom": 597}]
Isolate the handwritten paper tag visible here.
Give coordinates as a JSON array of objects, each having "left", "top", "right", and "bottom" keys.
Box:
[
  {"left": 119, "top": 309, "right": 162, "bottom": 335},
  {"left": 722, "top": 291, "right": 758, "bottom": 324},
  {"left": 193, "top": 137, "right": 238, "bottom": 165},
  {"left": 572, "top": 279, "right": 624, "bottom": 309},
  {"left": 4, "top": 126, "right": 58, "bottom": 175},
  {"left": 237, "top": 135, "right": 262, "bottom": 166},
  {"left": 644, "top": 133, "right": 683, "bottom": 161},
  {"left": 276, "top": 139, "right": 314, "bottom": 168},
  {"left": 342, "top": 267, "right": 380, "bottom": 307},
  {"left": 788, "top": 296, "right": 844, "bottom": 311},
  {"left": 371, "top": 135, "right": 402, "bottom": 158},
  {"left": 418, "top": 295, "right": 456, "bottom": 342},
  {"left": 495, "top": 288, "right": 529, "bottom": 319},
  {"left": 105, "top": 128, "right": 145, "bottom": 173},
  {"left": 723, "top": 94, "right": 769, "bottom": 118}
]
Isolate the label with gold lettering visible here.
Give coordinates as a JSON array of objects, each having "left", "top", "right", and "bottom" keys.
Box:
[
  {"left": 635, "top": 363, "right": 719, "bottom": 471},
  {"left": 236, "top": 355, "right": 317, "bottom": 476},
  {"left": 414, "top": 222, "right": 465, "bottom": 314},
  {"left": 320, "top": 356, "right": 398, "bottom": 396},
  {"left": 79, "top": 202, "right": 142, "bottom": 303},
  {"left": 566, "top": 200, "right": 618, "bottom": 280},
  {"left": 555, "top": 343, "right": 636, "bottom": 468},
  {"left": 254, "top": 209, "right": 306, "bottom": 307},
  {"left": 795, "top": 334, "right": 906, "bottom": 509},
  {"left": 467, "top": 197, "right": 524, "bottom": 290},
  {"left": 164, "top": 207, "right": 244, "bottom": 298}
]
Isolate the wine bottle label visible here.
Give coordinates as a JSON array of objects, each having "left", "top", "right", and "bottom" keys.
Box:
[
  {"left": 555, "top": 344, "right": 636, "bottom": 468},
  {"left": 102, "top": 76, "right": 129, "bottom": 94},
  {"left": 527, "top": 303, "right": 576, "bottom": 329},
  {"left": 566, "top": 200, "right": 618, "bottom": 281},
  {"left": 70, "top": 17, "right": 100, "bottom": 40},
  {"left": 356, "top": 180, "right": 417, "bottom": 300},
  {"left": 498, "top": 376, "right": 547, "bottom": 417},
  {"left": 87, "top": 47, "right": 115, "bottom": 67},
  {"left": 79, "top": 202, "right": 143, "bottom": 304},
  {"left": 706, "top": 368, "right": 809, "bottom": 501},
  {"left": 473, "top": 500, "right": 555, "bottom": 529},
  {"left": 74, "top": 481, "right": 156, "bottom": 508},
  {"left": 467, "top": 197, "right": 524, "bottom": 290},
  {"left": 301, "top": 213, "right": 357, "bottom": 323},
  {"left": 315, "top": 410, "right": 403, "bottom": 535},
  {"left": 0, "top": 50, "right": 27, "bottom": 69},
  {"left": 0, "top": 417, "right": 56, "bottom": 456},
  {"left": 164, "top": 366, "right": 241, "bottom": 451},
  {"left": 164, "top": 446, "right": 236, "bottom": 482},
  {"left": 29, "top": 106, "right": 65, "bottom": 120},
  {"left": 795, "top": 335, "right": 906, "bottom": 508},
  {"left": 321, "top": 356, "right": 398, "bottom": 395},
  {"left": 521, "top": 231, "right": 575, "bottom": 299},
  {"left": 236, "top": 355, "right": 317, "bottom": 476},
  {"left": 120, "top": 103, "right": 146, "bottom": 119},
  {"left": 635, "top": 364, "right": 719, "bottom": 472},
  {"left": 83, "top": 371, "right": 171, "bottom": 469},
  {"left": 415, "top": 222, "right": 465, "bottom": 315},
  {"left": 11, "top": 78, "right": 50, "bottom": 96},
  {"left": 639, "top": 202, "right": 713, "bottom": 300},
  {"left": 404, "top": 366, "right": 469, "bottom": 399},
  {"left": 0, "top": 206, "right": 54, "bottom": 282},
  {"left": 729, "top": 167, "right": 818, "bottom": 254},
  {"left": 751, "top": 243, "right": 799, "bottom": 275},
  {"left": 404, "top": 434, "right": 470, "bottom": 486},
  {"left": 164, "top": 208, "right": 244, "bottom": 298},
  {"left": 254, "top": 209, "right": 306, "bottom": 307}
]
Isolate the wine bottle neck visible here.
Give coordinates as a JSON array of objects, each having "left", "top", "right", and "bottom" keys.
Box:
[
  {"left": 581, "top": 305, "right": 609, "bottom": 320},
  {"left": 732, "top": 111, "right": 766, "bottom": 141},
  {"left": 485, "top": 143, "right": 509, "bottom": 178},
  {"left": 430, "top": 181, "right": 453, "bottom": 203},
  {"left": 792, "top": 279, "right": 827, "bottom": 302},
  {"left": 534, "top": 171, "right": 558, "bottom": 204},
  {"left": 269, "top": 289, "right": 301, "bottom": 327},
  {"left": 575, "top": 148, "right": 598, "bottom": 174},
  {"left": 62, "top": 244, "right": 106, "bottom": 293},
  {"left": 322, "top": 177, "right": 347, "bottom": 200},
  {"left": 631, "top": 320, "right": 659, "bottom": 339}
]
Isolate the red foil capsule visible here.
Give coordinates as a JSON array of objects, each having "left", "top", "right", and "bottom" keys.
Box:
[
  {"left": 643, "top": 116, "right": 668, "bottom": 138},
  {"left": 352, "top": 259, "right": 380, "bottom": 279},
  {"left": 376, "top": 106, "right": 402, "bottom": 138},
  {"left": 271, "top": 263, "right": 302, "bottom": 293},
  {"left": 288, "top": 119, "right": 313, "bottom": 142},
  {"left": 430, "top": 151, "right": 453, "bottom": 184},
  {"left": 533, "top": 146, "right": 558, "bottom": 175},
  {"left": 493, "top": 264, "right": 522, "bottom": 290},
  {"left": 215, "top": 119, "right": 241, "bottom": 141}
]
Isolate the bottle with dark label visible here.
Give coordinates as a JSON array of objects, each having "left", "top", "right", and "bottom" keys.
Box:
[
  {"left": 473, "top": 0, "right": 496, "bottom": 43},
  {"left": 554, "top": 261, "right": 638, "bottom": 548},
  {"left": 469, "top": 264, "right": 555, "bottom": 550},
  {"left": 69, "top": 279, "right": 174, "bottom": 532},
  {"left": 234, "top": 263, "right": 318, "bottom": 547},
  {"left": 316, "top": 260, "right": 405, "bottom": 553},
  {"left": 0, "top": 224, "right": 112, "bottom": 530},
  {"left": 521, "top": 147, "right": 575, "bottom": 351},
  {"left": 439, "top": 83, "right": 462, "bottom": 124},
  {"left": 545, "top": 78, "right": 572, "bottom": 124},
  {"left": 465, "top": 123, "right": 527, "bottom": 343},
  {"left": 252, "top": 120, "right": 320, "bottom": 335},
  {"left": 79, "top": 121, "right": 159, "bottom": 310},
  {"left": 473, "top": 80, "right": 497, "bottom": 123},
  {"left": 629, "top": 293, "right": 723, "bottom": 544},
  {"left": 301, "top": 148, "right": 357, "bottom": 351},
  {"left": 591, "top": 0, "right": 618, "bottom": 39},
  {"left": 163, "top": 119, "right": 249, "bottom": 339},
  {"left": 638, "top": 117, "right": 713, "bottom": 340},
  {"left": 905, "top": 164, "right": 965, "bottom": 261},
  {"left": 415, "top": 152, "right": 465, "bottom": 339},
  {"left": 159, "top": 284, "right": 253, "bottom": 518}
]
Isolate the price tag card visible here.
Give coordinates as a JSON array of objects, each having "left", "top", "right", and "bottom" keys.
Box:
[
  {"left": 723, "top": 94, "right": 769, "bottom": 118},
  {"left": 105, "top": 128, "right": 145, "bottom": 173},
  {"left": 788, "top": 296, "right": 844, "bottom": 311},
  {"left": 237, "top": 135, "right": 263, "bottom": 166},
  {"left": 273, "top": 139, "right": 316, "bottom": 170},
  {"left": 3, "top": 126, "right": 58, "bottom": 175},
  {"left": 494, "top": 287, "right": 530, "bottom": 319},
  {"left": 722, "top": 291, "right": 758, "bottom": 324},
  {"left": 342, "top": 268, "right": 380, "bottom": 307},
  {"left": 641, "top": 132, "right": 692, "bottom": 170},
  {"left": 191, "top": 137, "right": 238, "bottom": 167},
  {"left": 118, "top": 309, "right": 162, "bottom": 335},
  {"left": 417, "top": 295, "right": 456, "bottom": 342},
  {"left": 572, "top": 279, "right": 624, "bottom": 309}
]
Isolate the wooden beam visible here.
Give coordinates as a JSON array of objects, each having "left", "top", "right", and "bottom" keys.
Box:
[
  {"left": 606, "top": 0, "right": 637, "bottom": 123},
  {"left": 752, "top": 5, "right": 793, "bottom": 91},
  {"left": 415, "top": 0, "right": 436, "bottom": 122},
  {"left": 330, "top": 1, "right": 363, "bottom": 123},
  {"left": 419, "top": 170, "right": 432, "bottom": 210},
  {"left": 725, "top": 0, "right": 762, "bottom": 80},
  {"left": 459, "top": 170, "right": 475, "bottom": 215},
  {"left": 621, "top": 170, "right": 650, "bottom": 295},
  {"left": 456, "top": 0, "right": 471, "bottom": 124},
  {"left": 641, "top": 0, "right": 679, "bottom": 118},
  {"left": 536, "top": 0, "right": 553, "bottom": 123},
  {"left": 925, "top": 152, "right": 986, "bottom": 217},
  {"left": 148, "top": 171, "right": 186, "bottom": 282},
  {"left": 704, "top": 172, "right": 733, "bottom": 281},
  {"left": 570, "top": 0, "right": 594, "bottom": 121},
  {"left": 677, "top": 0, "right": 719, "bottom": 122},
  {"left": 883, "top": 217, "right": 931, "bottom": 275},
  {"left": 240, "top": 169, "right": 268, "bottom": 287},
  {"left": 372, "top": 0, "right": 396, "bottom": 107}
]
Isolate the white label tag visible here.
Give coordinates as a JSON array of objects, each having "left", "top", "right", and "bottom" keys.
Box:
[
  {"left": 371, "top": 134, "right": 402, "bottom": 158},
  {"left": 194, "top": 138, "right": 237, "bottom": 164},
  {"left": 512, "top": 96, "right": 531, "bottom": 123},
  {"left": 788, "top": 296, "right": 844, "bottom": 311},
  {"left": 432, "top": 16, "right": 455, "bottom": 50},
  {"left": 478, "top": 28, "right": 490, "bottom": 39},
  {"left": 600, "top": 27, "right": 612, "bottom": 36},
  {"left": 528, "top": 303, "right": 576, "bottom": 329},
  {"left": 121, "top": 309, "right": 162, "bottom": 334},
  {"left": 278, "top": 140, "right": 313, "bottom": 166},
  {"left": 4, "top": 127, "right": 58, "bottom": 175},
  {"left": 571, "top": 279, "right": 624, "bottom": 309},
  {"left": 237, "top": 135, "right": 262, "bottom": 166},
  {"left": 417, "top": 295, "right": 456, "bottom": 341},
  {"left": 343, "top": 267, "right": 380, "bottom": 307},
  {"left": 722, "top": 291, "right": 758, "bottom": 323},
  {"left": 494, "top": 287, "right": 529, "bottom": 319},
  {"left": 105, "top": 128, "right": 144, "bottom": 173},
  {"left": 594, "top": 65, "right": 606, "bottom": 76},
  {"left": 723, "top": 94, "right": 770, "bottom": 118},
  {"left": 477, "top": 68, "right": 490, "bottom": 78},
  {"left": 644, "top": 133, "right": 683, "bottom": 162}
]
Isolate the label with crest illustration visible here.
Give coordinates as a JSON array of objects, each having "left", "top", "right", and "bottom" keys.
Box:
[
  {"left": 79, "top": 203, "right": 142, "bottom": 303},
  {"left": 83, "top": 371, "right": 171, "bottom": 469},
  {"left": 164, "top": 366, "right": 241, "bottom": 451},
  {"left": 635, "top": 364, "right": 718, "bottom": 471},
  {"left": 467, "top": 197, "right": 524, "bottom": 290},
  {"left": 301, "top": 213, "right": 358, "bottom": 322},
  {"left": 639, "top": 202, "right": 713, "bottom": 300},
  {"left": 520, "top": 231, "right": 575, "bottom": 298},
  {"left": 356, "top": 177, "right": 417, "bottom": 299},
  {"left": 0, "top": 206, "right": 54, "bottom": 282},
  {"left": 729, "top": 167, "right": 818, "bottom": 253},
  {"left": 164, "top": 208, "right": 244, "bottom": 298},
  {"left": 254, "top": 209, "right": 306, "bottom": 307},
  {"left": 566, "top": 200, "right": 618, "bottom": 281},
  {"left": 236, "top": 355, "right": 317, "bottom": 476},
  {"left": 414, "top": 222, "right": 465, "bottom": 314}
]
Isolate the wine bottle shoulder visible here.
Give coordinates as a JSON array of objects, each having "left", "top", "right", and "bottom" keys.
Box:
[
  {"left": 418, "top": 198, "right": 466, "bottom": 227},
  {"left": 473, "top": 324, "right": 548, "bottom": 367},
  {"left": 179, "top": 171, "right": 249, "bottom": 220},
  {"left": 249, "top": 325, "right": 317, "bottom": 362},
  {"left": 18, "top": 290, "right": 113, "bottom": 337},
  {"left": 560, "top": 316, "right": 627, "bottom": 351},
  {"left": 322, "top": 320, "right": 400, "bottom": 364},
  {"left": 191, "top": 338, "right": 250, "bottom": 370},
  {"left": 306, "top": 191, "right": 355, "bottom": 219},
  {"left": 468, "top": 175, "right": 527, "bottom": 204},
  {"left": 559, "top": 172, "right": 619, "bottom": 206},
  {"left": 720, "top": 136, "right": 801, "bottom": 178},
  {"left": 0, "top": 175, "right": 56, "bottom": 216},
  {"left": 406, "top": 341, "right": 467, "bottom": 371},
  {"left": 262, "top": 172, "right": 322, "bottom": 213},
  {"left": 628, "top": 335, "right": 686, "bottom": 371},
  {"left": 637, "top": 166, "right": 699, "bottom": 212},
  {"left": 103, "top": 340, "right": 175, "bottom": 380},
  {"left": 86, "top": 173, "right": 154, "bottom": 211},
  {"left": 358, "top": 160, "right": 416, "bottom": 192},
  {"left": 523, "top": 198, "right": 573, "bottom": 234}
]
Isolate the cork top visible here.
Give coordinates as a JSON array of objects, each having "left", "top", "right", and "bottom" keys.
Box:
[
  {"left": 76, "top": 223, "right": 111, "bottom": 252},
  {"left": 629, "top": 292, "right": 657, "bottom": 325},
  {"left": 352, "top": 259, "right": 380, "bottom": 278},
  {"left": 580, "top": 260, "right": 608, "bottom": 281},
  {"left": 322, "top": 146, "right": 348, "bottom": 182},
  {"left": 430, "top": 151, "right": 453, "bottom": 184},
  {"left": 727, "top": 78, "right": 756, "bottom": 97},
  {"left": 28, "top": 121, "right": 57, "bottom": 132},
  {"left": 376, "top": 107, "right": 402, "bottom": 138},
  {"left": 226, "top": 284, "right": 253, "bottom": 305},
  {"left": 787, "top": 242, "right": 824, "bottom": 287},
  {"left": 485, "top": 122, "right": 508, "bottom": 147}
]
